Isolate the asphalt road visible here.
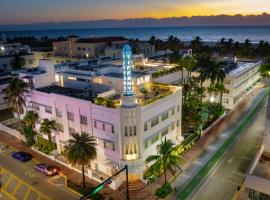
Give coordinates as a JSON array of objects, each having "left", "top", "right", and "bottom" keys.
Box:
[
  {"left": 0, "top": 146, "right": 79, "bottom": 200},
  {"left": 190, "top": 100, "right": 267, "bottom": 200}
]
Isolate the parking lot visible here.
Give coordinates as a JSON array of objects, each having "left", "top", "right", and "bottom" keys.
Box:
[{"left": 0, "top": 143, "right": 78, "bottom": 200}]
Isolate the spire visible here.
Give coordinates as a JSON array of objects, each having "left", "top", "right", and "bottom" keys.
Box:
[{"left": 122, "top": 44, "right": 133, "bottom": 96}]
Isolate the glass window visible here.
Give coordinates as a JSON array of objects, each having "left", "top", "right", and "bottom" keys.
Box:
[
  {"left": 151, "top": 134, "right": 159, "bottom": 144},
  {"left": 177, "top": 105, "right": 180, "bottom": 112},
  {"left": 67, "top": 112, "right": 74, "bottom": 121},
  {"left": 56, "top": 123, "right": 64, "bottom": 132},
  {"left": 80, "top": 115, "right": 87, "bottom": 125},
  {"left": 129, "top": 127, "right": 132, "bottom": 136},
  {"left": 151, "top": 117, "right": 159, "bottom": 127},
  {"left": 125, "top": 127, "right": 128, "bottom": 136},
  {"left": 56, "top": 108, "right": 62, "bottom": 117},
  {"left": 161, "top": 128, "right": 169, "bottom": 137},
  {"left": 32, "top": 103, "right": 39, "bottom": 110},
  {"left": 144, "top": 123, "right": 148, "bottom": 131},
  {"left": 133, "top": 126, "right": 136, "bottom": 136},
  {"left": 111, "top": 126, "right": 114, "bottom": 134},
  {"left": 69, "top": 127, "right": 75, "bottom": 134},
  {"left": 102, "top": 123, "right": 105, "bottom": 131},
  {"left": 172, "top": 109, "right": 175, "bottom": 115},
  {"left": 94, "top": 121, "right": 97, "bottom": 128},
  {"left": 177, "top": 120, "right": 180, "bottom": 127},
  {"left": 162, "top": 112, "right": 169, "bottom": 121},
  {"left": 125, "top": 145, "right": 129, "bottom": 154},
  {"left": 45, "top": 107, "right": 52, "bottom": 114}
]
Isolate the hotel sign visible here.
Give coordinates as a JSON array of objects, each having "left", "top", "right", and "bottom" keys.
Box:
[{"left": 122, "top": 44, "right": 133, "bottom": 96}]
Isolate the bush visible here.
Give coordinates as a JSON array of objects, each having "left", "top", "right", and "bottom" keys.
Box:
[
  {"left": 22, "top": 127, "right": 36, "bottom": 146},
  {"left": 155, "top": 182, "right": 174, "bottom": 198}
]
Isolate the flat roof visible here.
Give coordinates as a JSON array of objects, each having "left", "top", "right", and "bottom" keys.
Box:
[
  {"left": 226, "top": 62, "right": 260, "bottom": 77},
  {"left": 76, "top": 36, "right": 127, "bottom": 44},
  {"left": 36, "top": 85, "right": 94, "bottom": 101},
  {"left": 105, "top": 71, "right": 148, "bottom": 78}
]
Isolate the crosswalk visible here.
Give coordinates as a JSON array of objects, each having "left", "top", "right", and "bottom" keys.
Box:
[{"left": 0, "top": 167, "right": 50, "bottom": 200}]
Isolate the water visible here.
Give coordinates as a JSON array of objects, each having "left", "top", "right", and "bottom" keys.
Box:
[{"left": 1, "top": 26, "right": 270, "bottom": 43}]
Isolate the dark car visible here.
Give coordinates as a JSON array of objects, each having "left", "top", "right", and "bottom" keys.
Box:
[
  {"left": 12, "top": 151, "right": 33, "bottom": 162},
  {"left": 34, "top": 163, "right": 60, "bottom": 176}
]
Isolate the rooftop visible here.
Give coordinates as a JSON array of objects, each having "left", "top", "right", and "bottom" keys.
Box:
[
  {"left": 19, "top": 68, "right": 46, "bottom": 75},
  {"left": 36, "top": 85, "right": 94, "bottom": 101},
  {"left": 105, "top": 71, "right": 148, "bottom": 78},
  {"left": 225, "top": 61, "right": 260, "bottom": 77},
  {"left": 76, "top": 36, "right": 127, "bottom": 44}
]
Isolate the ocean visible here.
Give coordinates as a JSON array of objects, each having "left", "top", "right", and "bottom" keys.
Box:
[{"left": 1, "top": 26, "right": 270, "bottom": 43}]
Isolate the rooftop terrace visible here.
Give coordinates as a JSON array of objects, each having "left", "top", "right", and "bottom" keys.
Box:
[
  {"left": 36, "top": 85, "right": 94, "bottom": 101},
  {"left": 225, "top": 61, "right": 260, "bottom": 77}
]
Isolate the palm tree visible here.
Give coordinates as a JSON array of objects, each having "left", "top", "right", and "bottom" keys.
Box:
[
  {"left": 177, "top": 56, "right": 197, "bottom": 85},
  {"left": 23, "top": 111, "right": 39, "bottom": 128},
  {"left": 191, "top": 36, "right": 203, "bottom": 53},
  {"left": 39, "top": 119, "right": 56, "bottom": 150},
  {"left": 260, "top": 64, "right": 270, "bottom": 77},
  {"left": 200, "top": 59, "right": 225, "bottom": 86},
  {"left": 12, "top": 53, "right": 25, "bottom": 70},
  {"left": 145, "top": 137, "right": 181, "bottom": 184},
  {"left": 4, "top": 77, "right": 28, "bottom": 129},
  {"left": 215, "top": 83, "right": 227, "bottom": 105},
  {"left": 64, "top": 133, "right": 97, "bottom": 188}
]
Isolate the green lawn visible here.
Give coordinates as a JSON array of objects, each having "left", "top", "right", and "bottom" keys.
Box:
[{"left": 176, "top": 89, "right": 269, "bottom": 200}]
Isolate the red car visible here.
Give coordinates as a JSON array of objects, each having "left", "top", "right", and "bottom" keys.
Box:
[{"left": 34, "top": 163, "right": 60, "bottom": 176}]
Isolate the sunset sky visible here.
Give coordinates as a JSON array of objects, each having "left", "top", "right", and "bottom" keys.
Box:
[{"left": 0, "top": 0, "right": 270, "bottom": 25}]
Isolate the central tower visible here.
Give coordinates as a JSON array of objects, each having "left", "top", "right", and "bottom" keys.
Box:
[{"left": 122, "top": 44, "right": 134, "bottom": 96}]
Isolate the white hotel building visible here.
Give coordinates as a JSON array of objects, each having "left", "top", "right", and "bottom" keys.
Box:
[{"left": 23, "top": 45, "right": 182, "bottom": 189}]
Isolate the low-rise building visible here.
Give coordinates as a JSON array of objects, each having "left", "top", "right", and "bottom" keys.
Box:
[
  {"left": 23, "top": 45, "right": 182, "bottom": 189},
  {"left": 193, "top": 60, "right": 262, "bottom": 110},
  {"left": 53, "top": 36, "right": 128, "bottom": 59}
]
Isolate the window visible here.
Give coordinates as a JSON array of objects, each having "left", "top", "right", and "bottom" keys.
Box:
[
  {"left": 111, "top": 126, "right": 114, "bottom": 134},
  {"left": 32, "top": 103, "right": 39, "bottom": 110},
  {"left": 144, "top": 123, "right": 148, "bottom": 131},
  {"left": 45, "top": 107, "right": 52, "bottom": 114},
  {"left": 151, "top": 134, "right": 159, "bottom": 144},
  {"left": 56, "top": 108, "right": 62, "bottom": 117},
  {"left": 125, "top": 145, "right": 129, "bottom": 154},
  {"left": 69, "top": 127, "right": 75, "bottom": 134},
  {"left": 171, "top": 124, "right": 174, "bottom": 131},
  {"left": 80, "top": 115, "right": 87, "bottom": 125},
  {"left": 104, "top": 141, "right": 106, "bottom": 148},
  {"left": 172, "top": 109, "right": 175, "bottom": 115},
  {"left": 151, "top": 117, "right": 159, "bottom": 127},
  {"left": 133, "top": 126, "right": 136, "bottom": 136},
  {"left": 224, "top": 79, "right": 230, "bottom": 84},
  {"left": 67, "top": 112, "right": 74, "bottom": 121},
  {"left": 112, "top": 144, "right": 115, "bottom": 151},
  {"left": 161, "top": 128, "right": 169, "bottom": 137},
  {"left": 162, "top": 112, "right": 169, "bottom": 121},
  {"left": 134, "top": 144, "right": 137, "bottom": 154},
  {"left": 94, "top": 121, "right": 97, "bottom": 128},
  {"left": 129, "top": 127, "right": 132, "bottom": 136},
  {"left": 102, "top": 123, "right": 105, "bottom": 131},
  {"left": 177, "top": 120, "right": 180, "bottom": 127},
  {"left": 223, "top": 99, "right": 229, "bottom": 104},
  {"left": 125, "top": 127, "right": 128, "bottom": 136},
  {"left": 56, "top": 123, "right": 64, "bottom": 132},
  {"left": 177, "top": 105, "right": 180, "bottom": 112},
  {"left": 77, "top": 47, "right": 81, "bottom": 50}
]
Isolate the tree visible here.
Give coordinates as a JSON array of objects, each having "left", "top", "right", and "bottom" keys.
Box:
[
  {"left": 200, "top": 59, "right": 225, "bottom": 86},
  {"left": 23, "top": 111, "right": 39, "bottom": 128},
  {"left": 39, "top": 119, "right": 56, "bottom": 150},
  {"left": 145, "top": 137, "right": 181, "bottom": 184},
  {"left": 64, "top": 133, "right": 97, "bottom": 188},
  {"left": 260, "top": 64, "right": 270, "bottom": 77},
  {"left": 215, "top": 83, "right": 227, "bottom": 105},
  {"left": 12, "top": 53, "right": 25, "bottom": 70},
  {"left": 177, "top": 56, "right": 197, "bottom": 84},
  {"left": 191, "top": 36, "right": 203, "bottom": 53},
  {"left": 4, "top": 77, "right": 28, "bottom": 129}
]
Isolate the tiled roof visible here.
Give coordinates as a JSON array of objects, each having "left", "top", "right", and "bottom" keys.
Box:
[{"left": 76, "top": 36, "right": 127, "bottom": 44}]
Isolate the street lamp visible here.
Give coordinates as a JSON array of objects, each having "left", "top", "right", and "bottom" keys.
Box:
[
  {"left": 0, "top": 46, "right": 5, "bottom": 51},
  {"left": 209, "top": 96, "right": 215, "bottom": 103}
]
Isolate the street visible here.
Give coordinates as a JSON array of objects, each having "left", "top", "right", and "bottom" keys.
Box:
[
  {"left": 190, "top": 99, "right": 266, "bottom": 200},
  {"left": 172, "top": 87, "right": 268, "bottom": 200},
  {"left": 0, "top": 145, "right": 79, "bottom": 200}
]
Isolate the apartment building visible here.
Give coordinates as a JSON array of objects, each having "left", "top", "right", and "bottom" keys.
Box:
[
  {"left": 53, "top": 36, "right": 128, "bottom": 59},
  {"left": 23, "top": 45, "right": 182, "bottom": 189},
  {"left": 193, "top": 60, "right": 261, "bottom": 110},
  {"left": 0, "top": 72, "right": 11, "bottom": 110}
]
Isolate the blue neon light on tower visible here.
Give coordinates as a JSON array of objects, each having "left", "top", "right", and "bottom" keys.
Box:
[{"left": 122, "top": 44, "right": 133, "bottom": 96}]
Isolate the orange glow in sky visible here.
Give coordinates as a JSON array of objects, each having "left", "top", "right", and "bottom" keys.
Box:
[{"left": 0, "top": 0, "right": 270, "bottom": 24}]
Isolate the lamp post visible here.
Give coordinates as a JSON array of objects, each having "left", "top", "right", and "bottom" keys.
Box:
[{"left": 209, "top": 96, "right": 215, "bottom": 103}]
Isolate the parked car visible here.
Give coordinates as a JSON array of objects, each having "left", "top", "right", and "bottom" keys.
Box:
[
  {"left": 34, "top": 163, "right": 60, "bottom": 176},
  {"left": 12, "top": 151, "right": 33, "bottom": 162}
]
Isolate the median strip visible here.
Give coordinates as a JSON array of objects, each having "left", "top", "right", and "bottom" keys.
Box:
[{"left": 176, "top": 88, "right": 269, "bottom": 200}]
